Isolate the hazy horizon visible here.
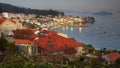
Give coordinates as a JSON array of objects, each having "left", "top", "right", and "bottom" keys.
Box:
[{"left": 0, "top": 0, "right": 120, "bottom": 12}]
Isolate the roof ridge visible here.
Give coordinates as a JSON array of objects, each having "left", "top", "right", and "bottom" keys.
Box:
[
  {"left": 0, "top": 18, "right": 16, "bottom": 25},
  {"left": 0, "top": 18, "right": 6, "bottom": 24}
]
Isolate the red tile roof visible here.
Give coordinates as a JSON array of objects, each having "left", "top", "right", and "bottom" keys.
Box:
[
  {"left": 15, "top": 39, "right": 34, "bottom": 44},
  {"left": 34, "top": 34, "right": 84, "bottom": 52},
  {"left": 0, "top": 18, "right": 16, "bottom": 25},
  {"left": 0, "top": 14, "right": 2, "bottom": 16},
  {"left": 47, "top": 31, "right": 57, "bottom": 35},
  {"left": 0, "top": 18, "right": 6, "bottom": 24},
  {"left": 13, "top": 29, "right": 46, "bottom": 40},
  {"left": 9, "top": 19, "right": 16, "bottom": 24},
  {"left": 107, "top": 52, "right": 120, "bottom": 63}
]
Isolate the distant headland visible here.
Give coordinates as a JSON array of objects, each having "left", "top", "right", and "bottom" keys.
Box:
[{"left": 93, "top": 11, "right": 113, "bottom": 16}]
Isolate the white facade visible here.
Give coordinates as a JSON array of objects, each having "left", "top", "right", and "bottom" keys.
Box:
[
  {"left": 15, "top": 43, "right": 38, "bottom": 56},
  {"left": 0, "top": 19, "right": 17, "bottom": 34},
  {"left": 0, "top": 19, "right": 23, "bottom": 35},
  {"left": 2, "top": 12, "right": 9, "bottom": 18},
  {"left": 75, "top": 46, "right": 83, "bottom": 56}
]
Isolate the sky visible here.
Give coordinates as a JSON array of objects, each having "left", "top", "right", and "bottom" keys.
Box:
[{"left": 0, "top": 0, "right": 120, "bottom": 12}]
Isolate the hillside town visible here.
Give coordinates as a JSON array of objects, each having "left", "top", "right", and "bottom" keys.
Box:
[{"left": 0, "top": 12, "right": 120, "bottom": 68}]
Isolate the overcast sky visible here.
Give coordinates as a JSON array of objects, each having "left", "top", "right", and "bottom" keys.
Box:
[{"left": 0, "top": 0, "right": 120, "bottom": 12}]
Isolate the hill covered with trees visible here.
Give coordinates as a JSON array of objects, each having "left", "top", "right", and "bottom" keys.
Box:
[{"left": 0, "top": 3, "right": 64, "bottom": 16}]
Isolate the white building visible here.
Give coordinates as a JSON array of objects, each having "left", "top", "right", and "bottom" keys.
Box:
[{"left": 15, "top": 39, "right": 38, "bottom": 56}]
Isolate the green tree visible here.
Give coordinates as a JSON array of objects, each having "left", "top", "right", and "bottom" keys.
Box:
[
  {"left": 36, "top": 63, "right": 54, "bottom": 68},
  {"left": 0, "top": 37, "right": 8, "bottom": 52},
  {"left": 0, "top": 53, "right": 35, "bottom": 68},
  {"left": 84, "top": 44, "right": 95, "bottom": 54},
  {"left": 114, "top": 58, "right": 120, "bottom": 68}
]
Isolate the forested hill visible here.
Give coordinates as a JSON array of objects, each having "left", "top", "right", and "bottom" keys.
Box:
[{"left": 0, "top": 3, "right": 64, "bottom": 16}]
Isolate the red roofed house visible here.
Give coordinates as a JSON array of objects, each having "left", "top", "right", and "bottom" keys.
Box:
[
  {"left": 15, "top": 39, "right": 38, "bottom": 56},
  {"left": 34, "top": 33, "right": 84, "bottom": 55},
  {"left": 102, "top": 52, "right": 120, "bottom": 64},
  {"left": 0, "top": 18, "right": 22, "bottom": 35}
]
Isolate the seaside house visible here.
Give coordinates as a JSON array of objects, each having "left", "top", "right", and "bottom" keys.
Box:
[
  {"left": 0, "top": 18, "right": 23, "bottom": 35},
  {"left": 102, "top": 52, "right": 120, "bottom": 64},
  {"left": 15, "top": 39, "right": 38, "bottom": 56},
  {"left": 0, "top": 18, "right": 17, "bottom": 35},
  {"left": 34, "top": 31, "right": 84, "bottom": 55}
]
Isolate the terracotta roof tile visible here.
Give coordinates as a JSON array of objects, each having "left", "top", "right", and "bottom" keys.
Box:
[
  {"left": 15, "top": 39, "right": 34, "bottom": 44},
  {"left": 107, "top": 52, "right": 120, "bottom": 63},
  {"left": 0, "top": 18, "right": 16, "bottom": 25},
  {"left": 0, "top": 18, "right": 6, "bottom": 24},
  {"left": 34, "top": 33, "right": 84, "bottom": 52}
]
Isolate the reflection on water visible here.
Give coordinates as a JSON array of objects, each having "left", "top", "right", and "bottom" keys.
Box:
[
  {"left": 79, "top": 27, "right": 82, "bottom": 33},
  {"left": 55, "top": 15, "right": 120, "bottom": 50},
  {"left": 66, "top": 26, "right": 68, "bottom": 30},
  {"left": 61, "top": 22, "right": 85, "bottom": 33},
  {"left": 61, "top": 26, "right": 83, "bottom": 33},
  {"left": 62, "top": 27, "right": 65, "bottom": 31},
  {"left": 62, "top": 26, "right": 69, "bottom": 31},
  {"left": 78, "top": 23, "right": 83, "bottom": 33},
  {"left": 70, "top": 27, "right": 73, "bottom": 32}
]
